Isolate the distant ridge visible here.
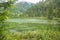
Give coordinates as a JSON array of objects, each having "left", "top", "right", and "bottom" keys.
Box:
[{"left": 11, "top": 1, "right": 34, "bottom": 14}]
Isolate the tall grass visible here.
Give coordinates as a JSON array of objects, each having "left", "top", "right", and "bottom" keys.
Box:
[{"left": 3, "top": 22, "right": 60, "bottom": 40}]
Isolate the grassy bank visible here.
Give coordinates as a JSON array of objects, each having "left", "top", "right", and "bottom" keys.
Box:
[
  {"left": 5, "top": 29, "right": 60, "bottom": 40},
  {"left": 4, "top": 22, "right": 60, "bottom": 40}
]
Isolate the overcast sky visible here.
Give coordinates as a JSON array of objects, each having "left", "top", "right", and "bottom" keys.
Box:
[
  {"left": 17, "top": 0, "right": 42, "bottom": 4},
  {"left": 0, "top": 0, "right": 43, "bottom": 4}
]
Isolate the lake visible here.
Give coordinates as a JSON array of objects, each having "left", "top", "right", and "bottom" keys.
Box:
[{"left": 7, "top": 18, "right": 58, "bottom": 24}]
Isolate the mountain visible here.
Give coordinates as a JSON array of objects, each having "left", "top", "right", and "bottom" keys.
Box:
[
  {"left": 12, "top": 2, "right": 34, "bottom": 14},
  {"left": 23, "top": 1, "right": 45, "bottom": 17}
]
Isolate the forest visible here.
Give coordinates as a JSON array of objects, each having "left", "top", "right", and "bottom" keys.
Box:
[{"left": 0, "top": 0, "right": 60, "bottom": 40}]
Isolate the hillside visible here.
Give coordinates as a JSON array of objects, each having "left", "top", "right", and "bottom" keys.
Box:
[
  {"left": 23, "top": 0, "right": 60, "bottom": 19},
  {"left": 12, "top": 2, "right": 34, "bottom": 14}
]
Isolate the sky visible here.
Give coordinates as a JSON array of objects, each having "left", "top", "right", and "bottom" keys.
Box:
[
  {"left": 0, "top": 0, "right": 42, "bottom": 4},
  {"left": 17, "top": 0, "right": 42, "bottom": 4}
]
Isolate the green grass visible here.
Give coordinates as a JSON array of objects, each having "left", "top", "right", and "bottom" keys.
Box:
[
  {"left": 4, "top": 22, "right": 60, "bottom": 40},
  {"left": 8, "top": 22, "right": 60, "bottom": 31},
  {"left": 5, "top": 29, "right": 60, "bottom": 40}
]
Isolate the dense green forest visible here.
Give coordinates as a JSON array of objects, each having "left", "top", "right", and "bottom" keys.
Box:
[
  {"left": 0, "top": 0, "right": 60, "bottom": 40},
  {"left": 9, "top": 0, "right": 60, "bottom": 20},
  {"left": 9, "top": 1, "right": 33, "bottom": 18},
  {"left": 23, "top": 0, "right": 60, "bottom": 19}
]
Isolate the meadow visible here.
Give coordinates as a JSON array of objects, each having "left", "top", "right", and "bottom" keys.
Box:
[{"left": 4, "top": 18, "right": 60, "bottom": 40}]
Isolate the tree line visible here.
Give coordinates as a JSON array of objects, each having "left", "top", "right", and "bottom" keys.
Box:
[{"left": 23, "top": 0, "right": 60, "bottom": 19}]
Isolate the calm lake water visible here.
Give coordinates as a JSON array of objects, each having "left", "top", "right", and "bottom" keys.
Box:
[{"left": 7, "top": 18, "right": 58, "bottom": 24}]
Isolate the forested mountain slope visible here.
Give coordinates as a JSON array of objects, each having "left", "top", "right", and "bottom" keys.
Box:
[
  {"left": 12, "top": 2, "right": 34, "bottom": 14},
  {"left": 23, "top": 0, "right": 60, "bottom": 19}
]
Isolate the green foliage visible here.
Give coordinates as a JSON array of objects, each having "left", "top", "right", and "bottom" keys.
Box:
[
  {"left": 3, "top": 22, "right": 60, "bottom": 40},
  {"left": 8, "top": 30, "right": 60, "bottom": 40},
  {"left": 0, "top": 0, "right": 16, "bottom": 40},
  {"left": 23, "top": 0, "right": 60, "bottom": 19},
  {"left": 9, "top": 2, "right": 33, "bottom": 18},
  {"left": 0, "top": 0, "right": 60, "bottom": 40}
]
